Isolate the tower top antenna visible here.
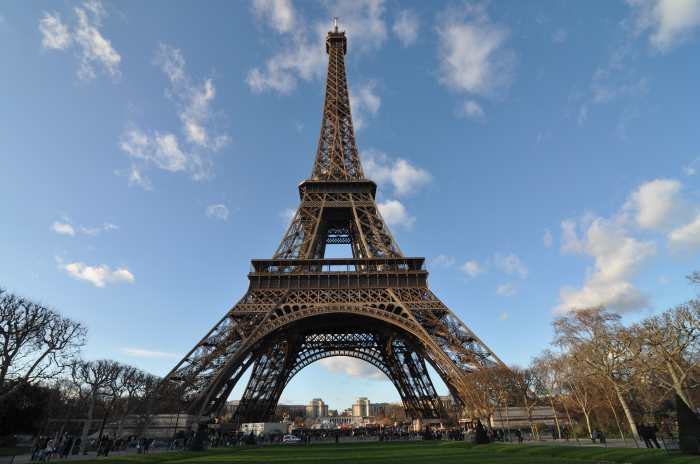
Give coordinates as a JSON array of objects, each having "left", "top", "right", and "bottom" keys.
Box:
[{"left": 333, "top": 17, "right": 339, "bottom": 32}]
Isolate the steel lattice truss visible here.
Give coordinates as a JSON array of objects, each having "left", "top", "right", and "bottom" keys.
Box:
[{"left": 161, "top": 25, "right": 504, "bottom": 423}]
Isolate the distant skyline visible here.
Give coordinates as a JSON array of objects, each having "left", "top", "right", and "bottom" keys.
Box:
[{"left": 2, "top": 0, "right": 700, "bottom": 411}]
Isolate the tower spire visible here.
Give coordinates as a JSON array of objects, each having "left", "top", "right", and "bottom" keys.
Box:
[{"left": 311, "top": 25, "right": 364, "bottom": 180}]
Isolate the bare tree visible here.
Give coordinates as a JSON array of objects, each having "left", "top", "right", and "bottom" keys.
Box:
[
  {"left": 0, "top": 288, "right": 86, "bottom": 397},
  {"left": 115, "top": 367, "right": 148, "bottom": 437},
  {"left": 554, "top": 309, "right": 641, "bottom": 440},
  {"left": 635, "top": 303, "right": 700, "bottom": 410},
  {"left": 531, "top": 352, "right": 563, "bottom": 439},
  {"left": 512, "top": 367, "right": 541, "bottom": 440},
  {"left": 72, "top": 360, "right": 123, "bottom": 454}
]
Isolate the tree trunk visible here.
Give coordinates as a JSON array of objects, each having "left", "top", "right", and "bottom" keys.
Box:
[
  {"left": 117, "top": 397, "right": 131, "bottom": 439},
  {"left": 548, "top": 394, "right": 561, "bottom": 439},
  {"left": 79, "top": 393, "right": 96, "bottom": 455},
  {"left": 582, "top": 409, "right": 593, "bottom": 440},
  {"left": 613, "top": 383, "right": 639, "bottom": 441},
  {"left": 667, "top": 361, "right": 695, "bottom": 410},
  {"left": 606, "top": 392, "right": 625, "bottom": 442},
  {"left": 560, "top": 399, "right": 578, "bottom": 441}
]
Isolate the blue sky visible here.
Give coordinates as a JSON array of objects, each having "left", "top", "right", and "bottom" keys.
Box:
[{"left": 1, "top": 0, "right": 700, "bottom": 412}]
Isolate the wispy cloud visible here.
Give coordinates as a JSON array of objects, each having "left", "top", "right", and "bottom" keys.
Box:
[
  {"left": 350, "top": 80, "right": 381, "bottom": 130},
  {"left": 393, "top": 9, "right": 419, "bottom": 46},
  {"left": 120, "top": 44, "right": 230, "bottom": 187},
  {"left": 121, "top": 347, "right": 178, "bottom": 359},
  {"left": 252, "top": 0, "right": 296, "bottom": 33},
  {"left": 493, "top": 253, "right": 528, "bottom": 279},
  {"left": 38, "top": 0, "right": 121, "bottom": 80},
  {"left": 430, "top": 254, "right": 456, "bottom": 269},
  {"left": 247, "top": 0, "right": 389, "bottom": 94},
  {"left": 52, "top": 221, "right": 75, "bottom": 236},
  {"left": 460, "top": 260, "right": 483, "bottom": 278},
  {"left": 436, "top": 3, "right": 514, "bottom": 119},
  {"left": 496, "top": 282, "right": 517, "bottom": 297},
  {"left": 51, "top": 219, "right": 117, "bottom": 237},
  {"left": 543, "top": 228, "right": 553, "bottom": 248},
  {"left": 206, "top": 204, "right": 230, "bottom": 221},
  {"left": 280, "top": 207, "right": 297, "bottom": 225}
]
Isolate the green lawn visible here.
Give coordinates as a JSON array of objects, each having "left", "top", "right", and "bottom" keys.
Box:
[{"left": 66, "top": 441, "right": 697, "bottom": 464}]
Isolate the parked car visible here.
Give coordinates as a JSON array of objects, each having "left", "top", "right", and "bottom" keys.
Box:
[{"left": 282, "top": 435, "right": 301, "bottom": 444}]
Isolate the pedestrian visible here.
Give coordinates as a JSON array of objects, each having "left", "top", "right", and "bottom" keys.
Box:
[
  {"left": 648, "top": 424, "right": 660, "bottom": 448},
  {"left": 514, "top": 429, "right": 523, "bottom": 444},
  {"left": 44, "top": 438, "right": 55, "bottom": 462},
  {"left": 598, "top": 430, "right": 606, "bottom": 444},
  {"left": 639, "top": 424, "right": 652, "bottom": 448}
]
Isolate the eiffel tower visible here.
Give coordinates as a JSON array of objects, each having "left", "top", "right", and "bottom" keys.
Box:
[{"left": 163, "top": 23, "right": 503, "bottom": 424}]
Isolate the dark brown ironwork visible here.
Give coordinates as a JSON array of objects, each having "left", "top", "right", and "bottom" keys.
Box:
[{"left": 162, "top": 23, "right": 503, "bottom": 423}]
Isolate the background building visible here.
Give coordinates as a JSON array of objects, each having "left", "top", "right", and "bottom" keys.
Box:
[
  {"left": 352, "top": 397, "right": 372, "bottom": 417},
  {"left": 305, "top": 398, "right": 329, "bottom": 418}
]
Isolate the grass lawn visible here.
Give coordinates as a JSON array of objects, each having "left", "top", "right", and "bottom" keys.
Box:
[{"left": 66, "top": 441, "right": 697, "bottom": 464}]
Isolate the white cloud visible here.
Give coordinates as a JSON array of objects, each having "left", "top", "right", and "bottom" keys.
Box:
[
  {"left": 362, "top": 150, "right": 431, "bottom": 196},
  {"left": 625, "top": 178, "right": 684, "bottom": 230},
  {"left": 460, "top": 260, "right": 483, "bottom": 278},
  {"left": 350, "top": 80, "right": 381, "bottom": 130},
  {"left": 393, "top": 10, "right": 419, "bottom": 46},
  {"left": 280, "top": 207, "right": 297, "bottom": 225},
  {"left": 496, "top": 282, "right": 517, "bottom": 297},
  {"left": 498, "top": 311, "right": 509, "bottom": 321},
  {"left": 684, "top": 157, "right": 699, "bottom": 176},
  {"left": 430, "top": 254, "right": 456, "bottom": 269},
  {"left": 127, "top": 165, "right": 152, "bottom": 190},
  {"left": 73, "top": 1, "right": 121, "bottom": 80},
  {"left": 120, "top": 44, "right": 229, "bottom": 187},
  {"left": 247, "top": 0, "right": 387, "bottom": 94},
  {"left": 52, "top": 219, "right": 117, "bottom": 236},
  {"left": 318, "top": 356, "right": 386, "bottom": 381},
  {"left": 39, "top": 12, "right": 71, "bottom": 50},
  {"left": 493, "top": 253, "right": 528, "bottom": 279},
  {"left": 577, "top": 105, "right": 588, "bottom": 126},
  {"left": 669, "top": 212, "right": 700, "bottom": 251},
  {"left": 121, "top": 347, "right": 178, "bottom": 359},
  {"left": 63, "top": 262, "right": 135, "bottom": 288},
  {"left": 246, "top": 30, "right": 326, "bottom": 94},
  {"left": 252, "top": 0, "right": 296, "bottom": 33},
  {"left": 378, "top": 199, "right": 414, "bottom": 228},
  {"left": 436, "top": 4, "right": 513, "bottom": 98},
  {"left": 560, "top": 219, "right": 585, "bottom": 254},
  {"left": 79, "top": 223, "right": 118, "bottom": 236},
  {"left": 460, "top": 100, "right": 485, "bottom": 120},
  {"left": 38, "top": 1, "right": 121, "bottom": 80},
  {"left": 327, "top": 0, "right": 388, "bottom": 53},
  {"left": 552, "top": 28, "right": 568, "bottom": 44},
  {"left": 120, "top": 128, "right": 188, "bottom": 173},
  {"left": 591, "top": 67, "right": 648, "bottom": 105},
  {"left": 52, "top": 221, "right": 75, "bottom": 236},
  {"left": 556, "top": 216, "right": 655, "bottom": 313},
  {"left": 206, "top": 204, "right": 230, "bottom": 221},
  {"left": 558, "top": 177, "right": 700, "bottom": 313},
  {"left": 543, "top": 228, "right": 553, "bottom": 248},
  {"left": 627, "top": 0, "right": 700, "bottom": 52},
  {"left": 155, "top": 44, "right": 230, "bottom": 152}
]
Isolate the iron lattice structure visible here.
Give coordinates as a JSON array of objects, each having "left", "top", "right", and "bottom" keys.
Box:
[{"left": 162, "top": 26, "right": 503, "bottom": 423}]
